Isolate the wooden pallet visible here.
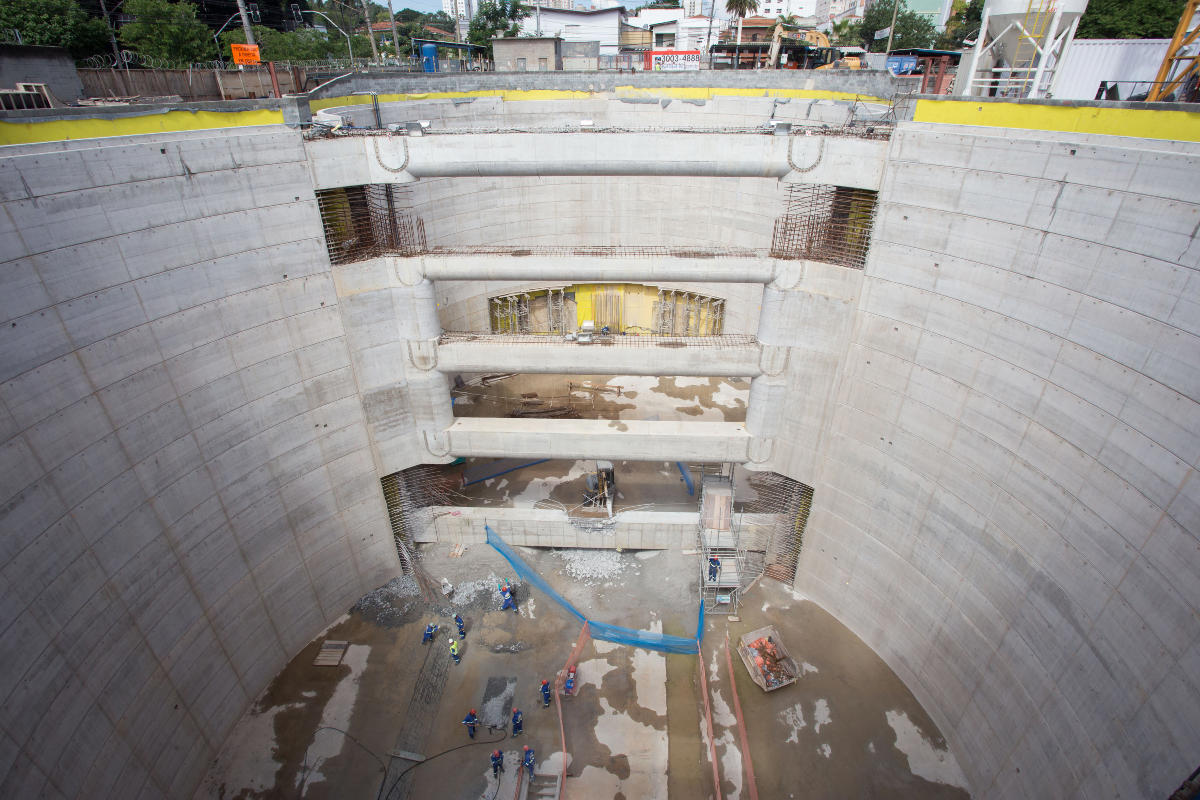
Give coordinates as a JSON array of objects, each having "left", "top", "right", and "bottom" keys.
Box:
[{"left": 313, "top": 640, "right": 349, "bottom": 667}]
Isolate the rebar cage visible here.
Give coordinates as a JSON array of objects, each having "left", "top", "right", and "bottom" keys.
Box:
[
  {"left": 770, "top": 184, "right": 878, "bottom": 269},
  {"left": 316, "top": 184, "right": 426, "bottom": 265}
]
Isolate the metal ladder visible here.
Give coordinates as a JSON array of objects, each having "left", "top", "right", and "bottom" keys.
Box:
[
  {"left": 1009, "top": 0, "right": 1055, "bottom": 97},
  {"left": 697, "top": 472, "right": 746, "bottom": 615}
]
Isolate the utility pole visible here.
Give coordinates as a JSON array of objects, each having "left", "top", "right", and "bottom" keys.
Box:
[
  {"left": 235, "top": 0, "right": 256, "bottom": 45},
  {"left": 387, "top": 0, "right": 400, "bottom": 63},
  {"left": 96, "top": 0, "right": 128, "bottom": 74},
  {"left": 883, "top": 0, "right": 899, "bottom": 54},
  {"left": 361, "top": 0, "right": 381, "bottom": 62}
]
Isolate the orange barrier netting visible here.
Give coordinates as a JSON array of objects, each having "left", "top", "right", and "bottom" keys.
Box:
[
  {"left": 724, "top": 632, "right": 759, "bottom": 800},
  {"left": 697, "top": 650, "right": 723, "bottom": 800}
]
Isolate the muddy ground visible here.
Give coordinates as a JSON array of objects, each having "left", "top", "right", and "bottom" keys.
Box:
[{"left": 196, "top": 543, "right": 970, "bottom": 800}]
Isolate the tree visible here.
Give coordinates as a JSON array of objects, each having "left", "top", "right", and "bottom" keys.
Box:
[
  {"left": 935, "top": 0, "right": 982, "bottom": 50},
  {"left": 724, "top": 0, "right": 759, "bottom": 45},
  {"left": 220, "top": 24, "right": 353, "bottom": 61},
  {"left": 854, "top": 0, "right": 936, "bottom": 52},
  {"left": 0, "top": 0, "right": 110, "bottom": 58},
  {"left": 1076, "top": 0, "right": 1187, "bottom": 39},
  {"left": 466, "top": 0, "right": 526, "bottom": 53},
  {"left": 829, "top": 18, "right": 857, "bottom": 46},
  {"left": 119, "top": 0, "right": 213, "bottom": 65}
]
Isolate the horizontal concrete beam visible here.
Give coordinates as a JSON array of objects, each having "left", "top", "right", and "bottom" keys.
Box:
[
  {"left": 444, "top": 417, "right": 751, "bottom": 461},
  {"left": 405, "top": 133, "right": 790, "bottom": 178},
  {"left": 408, "top": 253, "right": 780, "bottom": 283},
  {"left": 311, "top": 133, "right": 887, "bottom": 190},
  {"left": 436, "top": 336, "right": 762, "bottom": 376}
]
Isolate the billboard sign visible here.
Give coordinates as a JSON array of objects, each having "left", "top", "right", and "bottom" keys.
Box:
[
  {"left": 230, "top": 43, "right": 261, "bottom": 66},
  {"left": 648, "top": 50, "right": 701, "bottom": 71}
]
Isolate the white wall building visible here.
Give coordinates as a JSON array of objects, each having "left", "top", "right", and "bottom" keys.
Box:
[
  {"left": 757, "top": 0, "right": 817, "bottom": 18},
  {"left": 628, "top": 6, "right": 687, "bottom": 27},
  {"left": 518, "top": 7, "right": 628, "bottom": 54},
  {"left": 648, "top": 16, "right": 717, "bottom": 51},
  {"left": 442, "top": 0, "right": 472, "bottom": 25}
]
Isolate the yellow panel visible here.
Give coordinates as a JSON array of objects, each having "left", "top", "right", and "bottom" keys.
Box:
[
  {"left": 912, "top": 98, "right": 1200, "bottom": 142},
  {"left": 0, "top": 109, "right": 284, "bottom": 146}
]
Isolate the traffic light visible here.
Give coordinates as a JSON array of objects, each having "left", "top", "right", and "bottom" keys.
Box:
[{"left": 249, "top": 3, "right": 261, "bottom": 22}]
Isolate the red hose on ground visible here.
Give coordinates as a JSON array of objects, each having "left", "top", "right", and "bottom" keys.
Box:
[
  {"left": 553, "top": 621, "right": 589, "bottom": 800},
  {"left": 697, "top": 650, "right": 723, "bottom": 800},
  {"left": 724, "top": 632, "right": 759, "bottom": 800}
]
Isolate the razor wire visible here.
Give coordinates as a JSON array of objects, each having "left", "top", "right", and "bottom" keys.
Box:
[{"left": 485, "top": 524, "right": 703, "bottom": 655}]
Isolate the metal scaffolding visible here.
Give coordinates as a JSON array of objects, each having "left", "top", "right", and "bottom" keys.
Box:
[{"left": 698, "top": 470, "right": 746, "bottom": 615}]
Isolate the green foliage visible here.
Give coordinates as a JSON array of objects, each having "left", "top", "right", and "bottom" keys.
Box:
[
  {"left": 425, "top": 11, "right": 456, "bottom": 31},
  {"left": 854, "top": 0, "right": 936, "bottom": 52},
  {"left": 0, "top": 0, "right": 111, "bottom": 58},
  {"left": 118, "top": 0, "right": 213, "bottom": 65},
  {"left": 935, "top": 0, "right": 982, "bottom": 50},
  {"left": 829, "top": 18, "right": 857, "bottom": 45},
  {"left": 1075, "top": 0, "right": 1186, "bottom": 39},
  {"left": 467, "top": 0, "right": 527, "bottom": 52},
  {"left": 724, "top": 0, "right": 760, "bottom": 21},
  {"left": 219, "top": 24, "right": 356, "bottom": 61}
]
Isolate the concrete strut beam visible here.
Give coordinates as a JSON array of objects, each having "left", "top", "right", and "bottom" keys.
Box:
[
  {"left": 406, "top": 254, "right": 780, "bottom": 283},
  {"left": 436, "top": 338, "right": 763, "bottom": 377},
  {"left": 404, "top": 133, "right": 791, "bottom": 178},
  {"left": 444, "top": 418, "right": 752, "bottom": 462}
]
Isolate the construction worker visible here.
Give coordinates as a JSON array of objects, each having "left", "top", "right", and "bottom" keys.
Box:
[
  {"left": 564, "top": 665, "right": 576, "bottom": 695},
  {"left": 422, "top": 622, "right": 438, "bottom": 644},
  {"left": 540, "top": 679, "right": 551, "bottom": 708},
  {"left": 511, "top": 707, "right": 524, "bottom": 736},
  {"left": 490, "top": 749, "right": 505, "bottom": 777},
  {"left": 501, "top": 585, "right": 517, "bottom": 613},
  {"left": 450, "top": 638, "right": 461, "bottom": 665},
  {"left": 522, "top": 745, "right": 536, "bottom": 772},
  {"left": 708, "top": 555, "right": 720, "bottom": 581},
  {"left": 462, "top": 709, "right": 478, "bottom": 738},
  {"left": 454, "top": 613, "right": 466, "bottom": 639}
]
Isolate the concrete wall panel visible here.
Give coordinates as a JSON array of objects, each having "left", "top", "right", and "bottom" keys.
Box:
[
  {"left": 799, "top": 123, "right": 1200, "bottom": 798},
  {"left": 0, "top": 128, "right": 394, "bottom": 799}
]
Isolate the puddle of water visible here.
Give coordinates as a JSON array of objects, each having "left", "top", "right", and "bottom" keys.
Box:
[
  {"left": 885, "top": 710, "right": 969, "bottom": 789},
  {"left": 780, "top": 703, "right": 806, "bottom": 744},
  {"left": 813, "top": 698, "right": 831, "bottom": 733},
  {"left": 300, "top": 644, "right": 370, "bottom": 793}
]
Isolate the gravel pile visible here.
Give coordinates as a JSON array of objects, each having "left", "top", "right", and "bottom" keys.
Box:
[
  {"left": 350, "top": 574, "right": 422, "bottom": 628},
  {"left": 450, "top": 572, "right": 523, "bottom": 610},
  {"left": 556, "top": 549, "right": 628, "bottom": 584}
]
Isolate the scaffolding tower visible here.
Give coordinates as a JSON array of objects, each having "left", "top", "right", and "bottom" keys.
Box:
[{"left": 698, "top": 472, "right": 746, "bottom": 615}]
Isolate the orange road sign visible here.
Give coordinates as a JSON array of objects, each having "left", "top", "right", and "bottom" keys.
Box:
[{"left": 230, "top": 43, "right": 261, "bottom": 66}]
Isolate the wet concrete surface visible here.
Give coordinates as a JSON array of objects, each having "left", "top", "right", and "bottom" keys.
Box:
[
  {"left": 452, "top": 374, "right": 749, "bottom": 424},
  {"left": 197, "top": 544, "right": 970, "bottom": 800}
]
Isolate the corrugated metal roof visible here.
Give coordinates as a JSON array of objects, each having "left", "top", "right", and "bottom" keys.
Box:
[{"left": 1052, "top": 38, "right": 1170, "bottom": 101}]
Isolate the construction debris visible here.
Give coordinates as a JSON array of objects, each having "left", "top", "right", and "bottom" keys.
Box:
[{"left": 736, "top": 625, "right": 799, "bottom": 691}]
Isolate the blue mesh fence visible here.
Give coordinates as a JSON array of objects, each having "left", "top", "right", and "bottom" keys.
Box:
[{"left": 486, "top": 525, "right": 702, "bottom": 655}]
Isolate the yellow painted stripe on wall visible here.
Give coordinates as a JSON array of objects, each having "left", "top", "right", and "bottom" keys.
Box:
[
  {"left": 0, "top": 108, "right": 284, "bottom": 146},
  {"left": 912, "top": 98, "right": 1200, "bottom": 142}
]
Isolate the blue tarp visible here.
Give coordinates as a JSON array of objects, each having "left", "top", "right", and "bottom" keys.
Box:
[{"left": 485, "top": 525, "right": 702, "bottom": 655}]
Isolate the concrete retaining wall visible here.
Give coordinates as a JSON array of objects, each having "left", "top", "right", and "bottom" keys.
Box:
[
  {"left": 800, "top": 121, "right": 1200, "bottom": 798},
  {"left": 310, "top": 68, "right": 908, "bottom": 102},
  {"left": 0, "top": 128, "right": 395, "bottom": 797}
]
